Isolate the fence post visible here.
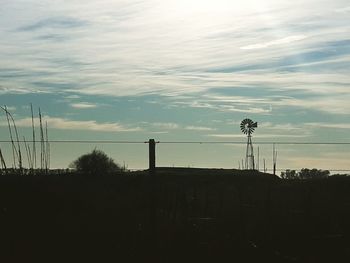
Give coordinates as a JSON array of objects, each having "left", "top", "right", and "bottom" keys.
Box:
[
  {"left": 149, "top": 139, "right": 156, "bottom": 174},
  {"left": 148, "top": 139, "right": 157, "bottom": 257},
  {"left": 273, "top": 143, "right": 277, "bottom": 176}
]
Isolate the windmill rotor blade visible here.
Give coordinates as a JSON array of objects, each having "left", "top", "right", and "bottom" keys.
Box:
[
  {"left": 241, "top": 119, "right": 249, "bottom": 125},
  {"left": 240, "top": 118, "right": 258, "bottom": 135}
]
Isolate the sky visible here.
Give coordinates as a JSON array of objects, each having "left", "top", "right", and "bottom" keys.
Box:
[{"left": 0, "top": 0, "right": 349, "bottom": 172}]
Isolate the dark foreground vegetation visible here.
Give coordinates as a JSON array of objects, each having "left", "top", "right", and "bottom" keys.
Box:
[{"left": 0, "top": 168, "right": 349, "bottom": 262}]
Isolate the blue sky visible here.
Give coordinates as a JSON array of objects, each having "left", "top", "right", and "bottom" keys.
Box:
[{"left": 0, "top": 0, "right": 350, "bottom": 171}]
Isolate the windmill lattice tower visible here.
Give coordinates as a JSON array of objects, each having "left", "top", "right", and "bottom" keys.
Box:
[{"left": 240, "top": 119, "right": 258, "bottom": 170}]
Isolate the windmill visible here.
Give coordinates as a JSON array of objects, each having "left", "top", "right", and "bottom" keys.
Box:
[{"left": 240, "top": 118, "right": 258, "bottom": 170}]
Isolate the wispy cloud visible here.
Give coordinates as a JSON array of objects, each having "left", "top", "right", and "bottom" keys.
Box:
[
  {"left": 0, "top": 117, "right": 141, "bottom": 132},
  {"left": 185, "top": 126, "right": 216, "bottom": 131},
  {"left": 335, "top": 6, "right": 350, "bottom": 13},
  {"left": 207, "top": 134, "right": 309, "bottom": 139},
  {"left": 70, "top": 102, "right": 97, "bottom": 109},
  {"left": 153, "top": 122, "right": 180, "bottom": 130},
  {"left": 149, "top": 131, "right": 169, "bottom": 134},
  {"left": 2, "top": 106, "right": 17, "bottom": 112},
  {"left": 305, "top": 122, "right": 350, "bottom": 129},
  {"left": 151, "top": 123, "right": 216, "bottom": 131},
  {"left": 0, "top": 85, "right": 49, "bottom": 95},
  {"left": 65, "top": 95, "right": 81, "bottom": 99},
  {"left": 240, "top": 35, "right": 307, "bottom": 50},
  {"left": 219, "top": 105, "right": 272, "bottom": 114},
  {"left": 17, "top": 17, "right": 87, "bottom": 32},
  {"left": 169, "top": 89, "right": 350, "bottom": 115},
  {"left": 260, "top": 122, "right": 302, "bottom": 131}
]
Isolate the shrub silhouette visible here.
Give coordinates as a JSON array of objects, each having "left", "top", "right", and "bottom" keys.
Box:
[
  {"left": 281, "top": 169, "right": 298, "bottom": 179},
  {"left": 299, "top": 168, "right": 329, "bottom": 179},
  {"left": 70, "top": 149, "right": 122, "bottom": 175},
  {"left": 281, "top": 168, "right": 330, "bottom": 179}
]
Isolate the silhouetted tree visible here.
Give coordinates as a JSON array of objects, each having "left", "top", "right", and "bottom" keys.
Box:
[{"left": 70, "top": 149, "right": 123, "bottom": 175}]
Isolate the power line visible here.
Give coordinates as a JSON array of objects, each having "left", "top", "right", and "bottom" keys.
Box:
[
  {"left": 0, "top": 140, "right": 350, "bottom": 145},
  {"left": 158, "top": 141, "right": 350, "bottom": 145},
  {"left": 127, "top": 168, "right": 350, "bottom": 172},
  {"left": 0, "top": 140, "right": 148, "bottom": 144}
]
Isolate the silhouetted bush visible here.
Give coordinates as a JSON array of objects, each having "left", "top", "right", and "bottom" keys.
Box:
[
  {"left": 70, "top": 149, "right": 123, "bottom": 175},
  {"left": 299, "top": 168, "right": 329, "bottom": 179},
  {"left": 281, "top": 169, "right": 298, "bottom": 179},
  {"left": 281, "top": 168, "right": 330, "bottom": 179},
  {"left": 331, "top": 173, "right": 349, "bottom": 177}
]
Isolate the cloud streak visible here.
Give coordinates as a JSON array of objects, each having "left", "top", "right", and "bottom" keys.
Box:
[
  {"left": 240, "top": 35, "right": 307, "bottom": 50},
  {"left": 0, "top": 117, "right": 141, "bottom": 132},
  {"left": 305, "top": 122, "right": 350, "bottom": 129},
  {"left": 207, "top": 134, "right": 309, "bottom": 139},
  {"left": 17, "top": 17, "right": 87, "bottom": 32},
  {"left": 185, "top": 126, "right": 216, "bottom": 131},
  {"left": 151, "top": 123, "right": 216, "bottom": 131},
  {"left": 70, "top": 102, "right": 98, "bottom": 109}
]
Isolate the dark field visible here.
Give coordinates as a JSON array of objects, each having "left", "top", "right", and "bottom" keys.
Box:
[{"left": 0, "top": 168, "right": 349, "bottom": 262}]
